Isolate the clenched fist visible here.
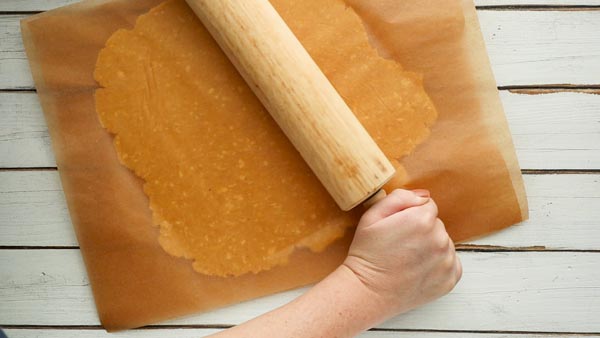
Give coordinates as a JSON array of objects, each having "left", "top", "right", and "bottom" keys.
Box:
[{"left": 344, "top": 189, "right": 462, "bottom": 319}]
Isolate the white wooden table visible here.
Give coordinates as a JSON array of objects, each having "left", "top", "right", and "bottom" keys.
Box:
[{"left": 1, "top": 0, "right": 600, "bottom": 337}]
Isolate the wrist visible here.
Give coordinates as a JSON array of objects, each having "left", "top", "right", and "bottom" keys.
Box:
[{"left": 315, "top": 264, "right": 392, "bottom": 333}]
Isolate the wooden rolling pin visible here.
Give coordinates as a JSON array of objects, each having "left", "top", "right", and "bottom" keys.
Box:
[{"left": 186, "top": 0, "right": 395, "bottom": 211}]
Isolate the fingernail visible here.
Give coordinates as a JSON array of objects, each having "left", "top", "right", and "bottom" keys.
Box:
[{"left": 413, "top": 189, "right": 430, "bottom": 198}]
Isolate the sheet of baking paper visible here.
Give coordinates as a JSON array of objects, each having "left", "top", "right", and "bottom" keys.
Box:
[{"left": 21, "top": 0, "right": 528, "bottom": 331}]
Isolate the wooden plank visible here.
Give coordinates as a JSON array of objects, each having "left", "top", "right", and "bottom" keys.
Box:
[
  {"left": 0, "top": 15, "right": 33, "bottom": 90},
  {"left": 2, "top": 90, "right": 600, "bottom": 169},
  {"left": 2, "top": 11, "right": 600, "bottom": 89},
  {"left": 478, "top": 0, "right": 600, "bottom": 5},
  {"left": 0, "top": 0, "right": 77, "bottom": 12},
  {"left": 3, "top": 329, "right": 596, "bottom": 338},
  {"left": 0, "top": 0, "right": 599, "bottom": 11},
  {"left": 500, "top": 90, "right": 600, "bottom": 169},
  {"left": 3, "top": 329, "right": 223, "bottom": 338},
  {"left": 476, "top": 10, "right": 600, "bottom": 87},
  {"left": 0, "top": 170, "right": 75, "bottom": 246},
  {"left": 467, "top": 172, "right": 600, "bottom": 249},
  {"left": 2, "top": 171, "right": 600, "bottom": 249},
  {"left": 0, "top": 93, "right": 55, "bottom": 168},
  {"left": 1, "top": 250, "right": 598, "bottom": 332}
]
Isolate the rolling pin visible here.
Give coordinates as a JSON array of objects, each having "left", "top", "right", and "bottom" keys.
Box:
[{"left": 186, "top": 0, "right": 395, "bottom": 211}]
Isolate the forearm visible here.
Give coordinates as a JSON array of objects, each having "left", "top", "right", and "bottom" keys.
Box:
[
  {"left": 209, "top": 191, "right": 462, "bottom": 337},
  {"left": 210, "top": 265, "right": 385, "bottom": 338}
]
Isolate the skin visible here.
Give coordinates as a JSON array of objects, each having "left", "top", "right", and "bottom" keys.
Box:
[{"left": 211, "top": 189, "right": 463, "bottom": 338}]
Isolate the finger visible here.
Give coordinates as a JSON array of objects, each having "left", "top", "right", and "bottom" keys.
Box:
[
  {"left": 445, "top": 237, "right": 462, "bottom": 284},
  {"left": 360, "top": 189, "right": 430, "bottom": 226},
  {"left": 447, "top": 234, "right": 460, "bottom": 273},
  {"left": 432, "top": 219, "right": 451, "bottom": 252},
  {"left": 454, "top": 254, "right": 463, "bottom": 283},
  {"left": 447, "top": 233, "right": 456, "bottom": 252},
  {"left": 377, "top": 197, "right": 438, "bottom": 231}
]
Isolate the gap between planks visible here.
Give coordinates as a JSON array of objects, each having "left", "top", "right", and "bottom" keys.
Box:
[
  {"left": 2, "top": 246, "right": 600, "bottom": 252},
  {"left": 2, "top": 325, "right": 600, "bottom": 335},
  {"left": 2, "top": 246, "right": 599, "bottom": 330},
  {"left": 499, "top": 85, "right": 600, "bottom": 91},
  {"left": 2, "top": 7, "right": 600, "bottom": 15},
  {"left": 2, "top": 172, "right": 599, "bottom": 249},
  {"left": 2, "top": 167, "right": 600, "bottom": 174},
  {"left": 3, "top": 86, "right": 600, "bottom": 93},
  {"left": 369, "top": 328, "right": 600, "bottom": 335},
  {"left": 0, "top": 11, "right": 41, "bottom": 15},
  {"left": 3, "top": 7, "right": 600, "bottom": 88},
  {"left": 476, "top": 5, "right": 600, "bottom": 10}
]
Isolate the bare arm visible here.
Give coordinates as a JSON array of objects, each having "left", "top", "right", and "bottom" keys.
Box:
[{"left": 211, "top": 189, "right": 462, "bottom": 338}]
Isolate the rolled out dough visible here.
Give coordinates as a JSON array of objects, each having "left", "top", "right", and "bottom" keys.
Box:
[{"left": 94, "top": 0, "right": 437, "bottom": 277}]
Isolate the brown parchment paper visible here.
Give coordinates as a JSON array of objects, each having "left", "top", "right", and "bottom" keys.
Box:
[{"left": 21, "top": 0, "right": 528, "bottom": 331}]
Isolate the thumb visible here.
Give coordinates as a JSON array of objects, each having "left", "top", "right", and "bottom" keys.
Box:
[{"left": 359, "top": 189, "right": 430, "bottom": 227}]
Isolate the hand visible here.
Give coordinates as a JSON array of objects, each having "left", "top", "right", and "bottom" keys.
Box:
[
  {"left": 343, "top": 189, "right": 462, "bottom": 320},
  {"left": 211, "top": 189, "right": 462, "bottom": 338}
]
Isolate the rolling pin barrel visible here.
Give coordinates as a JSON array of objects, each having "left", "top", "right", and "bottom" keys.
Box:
[{"left": 185, "top": 0, "right": 395, "bottom": 210}]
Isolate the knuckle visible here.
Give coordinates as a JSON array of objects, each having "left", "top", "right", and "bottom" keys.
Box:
[
  {"left": 445, "top": 279, "right": 458, "bottom": 293},
  {"left": 430, "top": 226, "right": 450, "bottom": 252},
  {"left": 359, "top": 211, "right": 384, "bottom": 228},
  {"left": 389, "top": 192, "right": 405, "bottom": 206},
  {"left": 455, "top": 259, "right": 464, "bottom": 282},
  {"left": 420, "top": 213, "right": 436, "bottom": 230},
  {"left": 389, "top": 189, "right": 410, "bottom": 204},
  {"left": 427, "top": 199, "right": 439, "bottom": 216},
  {"left": 435, "top": 277, "right": 455, "bottom": 296},
  {"left": 448, "top": 236, "right": 456, "bottom": 252},
  {"left": 444, "top": 271, "right": 460, "bottom": 292},
  {"left": 391, "top": 188, "right": 407, "bottom": 196},
  {"left": 426, "top": 209, "right": 438, "bottom": 222},
  {"left": 435, "top": 232, "right": 451, "bottom": 252},
  {"left": 443, "top": 254, "right": 455, "bottom": 271},
  {"left": 358, "top": 212, "right": 376, "bottom": 227}
]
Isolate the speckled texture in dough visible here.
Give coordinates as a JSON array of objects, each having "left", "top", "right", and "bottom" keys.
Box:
[{"left": 94, "top": 0, "right": 437, "bottom": 277}]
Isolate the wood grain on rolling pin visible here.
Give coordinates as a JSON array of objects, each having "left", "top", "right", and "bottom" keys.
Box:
[{"left": 185, "top": 0, "right": 395, "bottom": 211}]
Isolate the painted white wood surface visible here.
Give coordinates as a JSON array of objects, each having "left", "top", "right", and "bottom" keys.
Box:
[
  {"left": 2, "top": 170, "right": 599, "bottom": 249},
  {"left": 2, "top": 90, "right": 599, "bottom": 169},
  {"left": 0, "top": 93, "right": 54, "bottom": 168},
  {"left": 0, "top": 171, "right": 73, "bottom": 246},
  {"left": 4, "top": 330, "right": 223, "bottom": 338},
  {"left": 2, "top": 11, "right": 600, "bottom": 89},
  {"left": 4, "top": 329, "right": 595, "bottom": 338},
  {"left": 2, "top": 250, "right": 599, "bottom": 332},
  {"left": 0, "top": 15, "right": 32, "bottom": 90},
  {"left": 478, "top": 0, "right": 600, "bottom": 4},
  {"left": 1, "top": 0, "right": 600, "bottom": 336},
  {"left": 0, "top": 0, "right": 598, "bottom": 11},
  {"left": 502, "top": 90, "right": 600, "bottom": 170},
  {"left": 477, "top": 10, "right": 600, "bottom": 86}
]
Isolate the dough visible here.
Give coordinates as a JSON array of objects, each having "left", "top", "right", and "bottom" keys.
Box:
[{"left": 94, "top": 0, "right": 437, "bottom": 277}]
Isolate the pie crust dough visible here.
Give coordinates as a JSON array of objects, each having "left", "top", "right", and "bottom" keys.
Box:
[{"left": 94, "top": 0, "right": 437, "bottom": 277}]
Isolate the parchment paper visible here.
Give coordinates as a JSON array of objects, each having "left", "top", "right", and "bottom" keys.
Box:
[{"left": 21, "top": 0, "right": 528, "bottom": 331}]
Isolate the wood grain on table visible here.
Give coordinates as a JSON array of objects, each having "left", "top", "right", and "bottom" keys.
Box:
[{"left": 1, "top": 1, "right": 599, "bottom": 337}]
